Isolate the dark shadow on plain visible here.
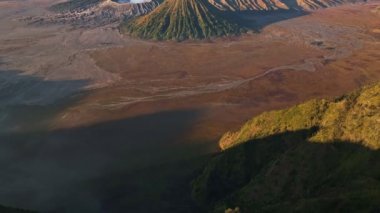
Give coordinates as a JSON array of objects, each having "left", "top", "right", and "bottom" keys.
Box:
[
  {"left": 0, "top": 69, "right": 87, "bottom": 105},
  {"left": 0, "top": 69, "right": 92, "bottom": 212},
  {"left": 0, "top": 69, "right": 89, "bottom": 133},
  {"left": 0, "top": 109, "right": 213, "bottom": 213},
  {"left": 192, "top": 128, "right": 380, "bottom": 212}
]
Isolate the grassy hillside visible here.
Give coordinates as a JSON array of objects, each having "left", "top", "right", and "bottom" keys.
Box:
[
  {"left": 220, "top": 82, "right": 380, "bottom": 150},
  {"left": 192, "top": 82, "right": 380, "bottom": 212},
  {"left": 121, "top": 0, "right": 243, "bottom": 40}
]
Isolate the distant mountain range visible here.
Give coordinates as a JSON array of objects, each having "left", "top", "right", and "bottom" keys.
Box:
[
  {"left": 192, "top": 82, "right": 380, "bottom": 212},
  {"left": 51, "top": 0, "right": 364, "bottom": 40},
  {"left": 50, "top": 0, "right": 159, "bottom": 14},
  {"left": 122, "top": 0, "right": 362, "bottom": 40}
]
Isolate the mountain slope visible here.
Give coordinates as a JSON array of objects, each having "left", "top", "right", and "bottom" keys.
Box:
[
  {"left": 208, "top": 0, "right": 362, "bottom": 11},
  {"left": 121, "top": 0, "right": 242, "bottom": 40},
  {"left": 50, "top": 0, "right": 103, "bottom": 12},
  {"left": 48, "top": 0, "right": 160, "bottom": 27},
  {"left": 220, "top": 82, "right": 380, "bottom": 150},
  {"left": 192, "top": 82, "right": 380, "bottom": 212}
]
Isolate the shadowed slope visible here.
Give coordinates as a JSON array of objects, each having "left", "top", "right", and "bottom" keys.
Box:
[
  {"left": 193, "top": 130, "right": 380, "bottom": 212},
  {"left": 121, "top": 0, "right": 242, "bottom": 40}
]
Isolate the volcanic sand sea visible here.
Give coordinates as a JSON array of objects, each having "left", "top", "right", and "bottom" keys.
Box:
[
  {"left": 85, "top": 1, "right": 380, "bottom": 142},
  {"left": 0, "top": 0, "right": 379, "bottom": 212}
]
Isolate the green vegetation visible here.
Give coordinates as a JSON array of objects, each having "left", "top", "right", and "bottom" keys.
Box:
[
  {"left": 121, "top": 0, "right": 243, "bottom": 40},
  {"left": 49, "top": 0, "right": 102, "bottom": 13},
  {"left": 220, "top": 83, "right": 380, "bottom": 150},
  {"left": 192, "top": 82, "right": 380, "bottom": 212}
]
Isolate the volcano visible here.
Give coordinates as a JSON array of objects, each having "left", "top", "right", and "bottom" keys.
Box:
[{"left": 121, "top": 0, "right": 242, "bottom": 40}]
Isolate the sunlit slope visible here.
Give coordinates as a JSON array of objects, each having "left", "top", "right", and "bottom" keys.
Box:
[
  {"left": 193, "top": 82, "right": 380, "bottom": 212},
  {"left": 121, "top": 0, "right": 242, "bottom": 40},
  {"left": 220, "top": 82, "right": 380, "bottom": 150}
]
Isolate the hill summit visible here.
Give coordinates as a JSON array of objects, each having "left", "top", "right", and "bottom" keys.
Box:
[
  {"left": 121, "top": 0, "right": 242, "bottom": 40},
  {"left": 220, "top": 82, "right": 380, "bottom": 150}
]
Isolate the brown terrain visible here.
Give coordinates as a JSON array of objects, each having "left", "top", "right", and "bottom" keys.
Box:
[
  {"left": 67, "top": 2, "right": 380, "bottom": 143},
  {"left": 0, "top": 0, "right": 379, "bottom": 212}
]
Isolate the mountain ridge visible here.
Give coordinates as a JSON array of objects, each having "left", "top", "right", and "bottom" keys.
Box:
[
  {"left": 208, "top": 0, "right": 362, "bottom": 11},
  {"left": 220, "top": 82, "right": 380, "bottom": 150},
  {"left": 47, "top": 0, "right": 160, "bottom": 27}
]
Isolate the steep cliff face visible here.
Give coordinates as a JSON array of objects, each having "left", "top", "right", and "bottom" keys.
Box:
[
  {"left": 193, "top": 82, "right": 380, "bottom": 212},
  {"left": 208, "top": 0, "right": 361, "bottom": 11},
  {"left": 121, "top": 0, "right": 242, "bottom": 40}
]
